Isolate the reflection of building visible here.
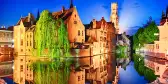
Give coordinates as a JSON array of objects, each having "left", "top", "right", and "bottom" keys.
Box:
[
  {"left": 116, "top": 32, "right": 130, "bottom": 52},
  {"left": 13, "top": 0, "right": 117, "bottom": 84},
  {"left": 82, "top": 17, "right": 116, "bottom": 83},
  {"left": 0, "top": 26, "right": 14, "bottom": 62}
]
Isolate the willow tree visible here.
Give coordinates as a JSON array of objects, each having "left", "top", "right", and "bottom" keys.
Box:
[{"left": 32, "top": 10, "right": 72, "bottom": 84}]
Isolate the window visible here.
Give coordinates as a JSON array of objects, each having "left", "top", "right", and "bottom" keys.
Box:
[
  {"left": 82, "top": 39, "right": 84, "bottom": 43},
  {"left": 78, "top": 30, "right": 80, "bottom": 36},
  {"left": 21, "top": 39, "right": 23, "bottom": 46},
  {"left": 20, "top": 65, "right": 23, "bottom": 72},
  {"left": 30, "top": 41, "right": 31, "bottom": 46},
  {"left": 27, "top": 66, "right": 28, "bottom": 70},
  {"left": 7, "top": 34, "right": 9, "bottom": 37},
  {"left": 156, "top": 66, "right": 159, "bottom": 72},
  {"left": 82, "top": 75, "right": 84, "bottom": 80},
  {"left": 27, "top": 41, "right": 28, "bottom": 46},
  {"left": 156, "top": 44, "right": 159, "bottom": 49},
  {"left": 74, "top": 21, "right": 77, "bottom": 24},
  {"left": 21, "top": 49, "right": 23, "bottom": 52},
  {"left": 20, "top": 77, "right": 23, "bottom": 82},
  {"left": 78, "top": 76, "right": 80, "bottom": 81},
  {"left": 82, "top": 31, "right": 83, "bottom": 36}
]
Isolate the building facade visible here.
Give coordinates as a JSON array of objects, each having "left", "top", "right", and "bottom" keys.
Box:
[
  {"left": 0, "top": 26, "right": 14, "bottom": 62},
  {"left": 13, "top": 13, "right": 35, "bottom": 84},
  {"left": 13, "top": 1, "right": 117, "bottom": 84}
]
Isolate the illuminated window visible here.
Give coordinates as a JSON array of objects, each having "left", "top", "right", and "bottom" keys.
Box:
[
  {"left": 30, "top": 41, "right": 31, "bottom": 46},
  {"left": 21, "top": 39, "right": 23, "bottom": 46},
  {"left": 82, "top": 75, "right": 84, "bottom": 80},
  {"left": 20, "top": 65, "right": 23, "bottom": 72},
  {"left": 27, "top": 41, "right": 28, "bottom": 46},
  {"left": 21, "top": 49, "right": 23, "bottom": 52},
  {"left": 82, "top": 31, "right": 83, "bottom": 36},
  {"left": 78, "top": 30, "right": 80, "bottom": 36},
  {"left": 78, "top": 76, "right": 80, "bottom": 81},
  {"left": 74, "top": 21, "right": 77, "bottom": 24}
]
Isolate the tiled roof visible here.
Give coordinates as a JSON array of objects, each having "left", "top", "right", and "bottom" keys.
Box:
[
  {"left": 16, "top": 14, "right": 36, "bottom": 27},
  {"left": 160, "top": 18, "right": 168, "bottom": 26},
  {"left": 52, "top": 7, "right": 74, "bottom": 24},
  {"left": 0, "top": 26, "right": 14, "bottom": 31},
  {"left": 7, "top": 26, "right": 14, "bottom": 31},
  {"left": 0, "top": 28, "right": 6, "bottom": 30}
]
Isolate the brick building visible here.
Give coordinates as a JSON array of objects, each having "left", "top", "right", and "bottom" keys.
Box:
[{"left": 0, "top": 26, "right": 14, "bottom": 62}]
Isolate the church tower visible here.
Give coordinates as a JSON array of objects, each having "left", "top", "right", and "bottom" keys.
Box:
[{"left": 110, "top": 3, "right": 119, "bottom": 34}]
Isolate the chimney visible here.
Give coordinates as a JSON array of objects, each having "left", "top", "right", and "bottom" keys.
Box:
[
  {"left": 28, "top": 13, "right": 32, "bottom": 22},
  {"left": 102, "top": 17, "right": 104, "bottom": 20},
  {"left": 62, "top": 6, "right": 65, "bottom": 13},
  {"left": 92, "top": 19, "right": 96, "bottom": 28}
]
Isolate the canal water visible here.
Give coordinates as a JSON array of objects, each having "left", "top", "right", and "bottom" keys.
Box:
[{"left": 118, "top": 61, "right": 149, "bottom": 84}]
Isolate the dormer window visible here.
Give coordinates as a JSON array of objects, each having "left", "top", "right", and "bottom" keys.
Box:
[{"left": 74, "top": 21, "right": 77, "bottom": 24}]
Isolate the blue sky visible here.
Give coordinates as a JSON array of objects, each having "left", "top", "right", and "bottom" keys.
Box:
[{"left": 0, "top": 0, "right": 168, "bottom": 35}]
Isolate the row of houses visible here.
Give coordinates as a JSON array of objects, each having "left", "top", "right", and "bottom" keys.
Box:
[
  {"left": 143, "top": 7, "right": 168, "bottom": 84},
  {"left": 12, "top": 1, "right": 119, "bottom": 84}
]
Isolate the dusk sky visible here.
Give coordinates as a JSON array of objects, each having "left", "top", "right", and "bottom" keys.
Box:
[{"left": 0, "top": 0, "right": 168, "bottom": 35}]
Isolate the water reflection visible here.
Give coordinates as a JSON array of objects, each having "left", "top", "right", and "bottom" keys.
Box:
[
  {"left": 144, "top": 55, "right": 168, "bottom": 84},
  {"left": 116, "top": 51, "right": 131, "bottom": 70},
  {"left": 0, "top": 54, "right": 13, "bottom": 62}
]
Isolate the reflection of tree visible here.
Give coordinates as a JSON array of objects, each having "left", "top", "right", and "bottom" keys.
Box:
[
  {"left": 133, "top": 53, "right": 157, "bottom": 82},
  {"left": 116, "top": 45, "right": 130, "bottom": 70},
  {"left": 116, "top": 45, "right": 128, "bottom": 58}
]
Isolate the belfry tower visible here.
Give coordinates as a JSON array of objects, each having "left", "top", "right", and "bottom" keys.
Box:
[{"left": 110, "top": 3, "right": 119, "bottom": 34}]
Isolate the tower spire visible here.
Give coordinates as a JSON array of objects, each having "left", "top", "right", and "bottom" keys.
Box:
[
  {"left": 70, "top": 0, "right": 73, "bottom": 8},
  {"left": 166, "top": 6, "right": 168, "bottom": 17},
  {"left": 36, "top": 9, "right": 40, "bottom": 21}
]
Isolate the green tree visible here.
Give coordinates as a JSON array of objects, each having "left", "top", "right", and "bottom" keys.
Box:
[
  {"left": 32, "top": 10, "right": 72, "bottom": 84},
  {"left": 133, "top": 17, "right": 159, "bottom": 50}
]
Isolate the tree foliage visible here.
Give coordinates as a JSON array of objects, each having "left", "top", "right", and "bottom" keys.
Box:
[
  {"left": 32, "top": 10, "right": 72, "bottom": 84},
  {"left": 116, "top": 45, "right": 128, "bottom": 58},
  {"left": 133, "top": 54, "right": 157, "bottom": 82},
  {"left": 133, "top": 17, "right": 159, "bottom": 50}
]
